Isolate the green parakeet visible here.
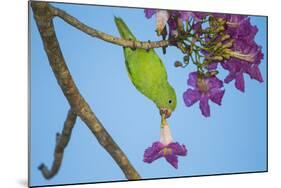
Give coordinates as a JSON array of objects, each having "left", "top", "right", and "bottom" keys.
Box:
[{"left": 114, "top": 17, "right": 177, "bottom": 118}]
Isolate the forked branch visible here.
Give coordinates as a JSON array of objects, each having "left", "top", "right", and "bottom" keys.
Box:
[{"left": 31, "top": 1, "right": 140, "bottom": 180}]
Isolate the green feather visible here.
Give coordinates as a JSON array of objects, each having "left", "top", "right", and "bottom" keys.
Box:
[{"left": 114, "top": 17, "right": 177, "bottom": 112}]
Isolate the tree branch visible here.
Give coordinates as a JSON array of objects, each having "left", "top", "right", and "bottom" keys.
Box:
[
  {"left": 46, "top": 2, "right": 170, "bottom": 49},
  {"left": 31, "top": 1, "right": 141, "bottom": 180},
  {"left": 38, "top": 109, "right": 77, "bottom": 179}
]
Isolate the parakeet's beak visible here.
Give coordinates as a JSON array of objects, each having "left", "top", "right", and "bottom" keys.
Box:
[{"left": 160, "top": 108, "right": 172, "bottom": 119}]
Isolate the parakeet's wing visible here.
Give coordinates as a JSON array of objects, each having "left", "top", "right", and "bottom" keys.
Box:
[
  {"left": 125, "top": 49, "right": 168, "bottom": 98},
  {"left": 115, "top": 17, "right": 168, "bottom": 96}
]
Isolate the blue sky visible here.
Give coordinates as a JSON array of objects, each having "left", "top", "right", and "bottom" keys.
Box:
[{"left": 30, "top": 2, "right": 267, "bottom": 187}]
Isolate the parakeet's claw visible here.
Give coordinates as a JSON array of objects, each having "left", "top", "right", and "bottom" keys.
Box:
[{"left": 160, "top": 108, "right": 172, "bottom": 119}]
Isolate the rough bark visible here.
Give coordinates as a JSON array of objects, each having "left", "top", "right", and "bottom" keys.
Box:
[{"left": 38, "top": 109, "right": 77, "bottom": 179}]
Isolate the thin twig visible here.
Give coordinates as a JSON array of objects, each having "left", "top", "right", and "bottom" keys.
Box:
[
  {"left": 31, "top": 1, "right": 141, "bottom": 180},
  {"left": 47, "top": 3, "right": 170, "bottom": 49},
  {"left": 38, "top": 109, "right": 77, "bottom": 179}
]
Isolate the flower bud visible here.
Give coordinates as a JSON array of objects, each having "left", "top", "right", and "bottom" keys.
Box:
[
  {"left": 220, "top": 34, "right": 230, "bottom": 41},
  {"left": 216, "top": 26, "right": 225, "bottom": 32},
  {"left": 206, "top": 56, "right": 223, "bottom": 61},
  {"left": 212, "top": 42, "right": 222, "bottom": 52},
  {"left": 174, "top": 61, "right": 183, "bottom": 67},
  {"left": 206, "top": 70, "right": 219, "bottom": 77},
  {"left": 222, "top": 39, "right": 234, "bottom": 48},
  {"left": 183, "top": 55, "right": 190, "bottom": 63},
  {"left": 222, "top": 53, "right": 230, "bottom": 59}
]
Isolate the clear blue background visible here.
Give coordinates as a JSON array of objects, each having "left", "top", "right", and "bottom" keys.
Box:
[{"left": 30, "top": 3, "right": 267, "bottom": 187}]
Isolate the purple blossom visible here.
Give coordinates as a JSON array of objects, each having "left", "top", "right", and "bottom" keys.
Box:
[
  {"left": 222, "top": 43, "right": 263, "bottom": 92},
  {"left": 222, "top": 59, "right": 247, "bottom": 92},
  {"left": 220, "top": 16, "right": 264, "bottom": 92},
  {"left": 226, "top": 17, "right": 258, "bottom": 45},
  {"left": 183, "top": 72, "right": 225, "bottom": 117},
  {"left": 201, "top": 14, "right": 264, "bottom": 92},
  {"left": 143, "top": 124, "right": 187, "bottom": 169}
]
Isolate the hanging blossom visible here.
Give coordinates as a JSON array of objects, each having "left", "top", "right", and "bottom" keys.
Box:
[
  {"left": 143, "top": 122, "right": 187, "bottom": 169},
  {"left": 183, "top": 72, "right": 225, "bottom": 117}
]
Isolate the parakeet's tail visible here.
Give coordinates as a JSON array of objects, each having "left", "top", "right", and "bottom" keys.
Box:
[{"left": 114, "top": 17, "right": 137, "bottom": 40}]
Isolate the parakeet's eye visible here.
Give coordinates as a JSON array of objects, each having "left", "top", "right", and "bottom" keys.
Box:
[{"left": 168, "top": 100, "right": 172, "bottom": 104}]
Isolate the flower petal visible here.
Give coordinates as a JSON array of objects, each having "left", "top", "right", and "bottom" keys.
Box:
[
  {"left": 248, "top": 64, "right": 264, "bottom": 82},
  {"left": 164, "top": 154, "right": 178, "bottom": 169},
  {"left": 187, "top": 72, "right": 198, "bottom": 87},
  {"left": 207, "top": 76, "right": 223, "bottom": 89},
  {"left": 224, "top": 73, "right": 235, "bottom": 83},
  {"left": 228, "top": 15, "right": 247, "bottom": 25},
  {"left": 207, "top": 62, "right": 218, "bottom": 70},
  {"left": 156, "top": 10, "right": 169, "bottom": 35},
  {"left": 235, "top": 73, "right": 245, "bottom": 92},
  {"left": 160, "top": 124, "right": 173, "bottom": 145},
  {"left": 143, "top": 142, "right": 164, "bottom": 163},
  {"left": 199, "top": 96, "right": 210, "bottom": 117},
  {"left": 237, "top": 18, "right": 258, "bottom": 42},
  {"left": 168, "top": 142, "right": 188, "bottom": 156},
  {"left": 183, "top": 88, "right": 201, "bottom": 107},
  {"left": 210, "top": 89, "right": 225, "bottom": 105},
  {"left": 144, "top": 9, "right": 156, "bottom": 19}
]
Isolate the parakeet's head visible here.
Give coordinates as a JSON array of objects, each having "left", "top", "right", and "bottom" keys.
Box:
[{"left": 156, "top": 84, "right": 177, "bottom": 119}]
